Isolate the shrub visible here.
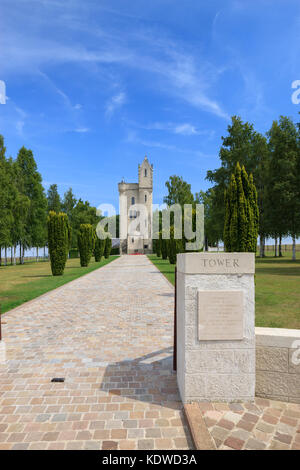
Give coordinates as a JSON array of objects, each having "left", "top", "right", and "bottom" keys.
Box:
[
  {"left": 94, "top": 237, "right": 105, "bottom": 262},
  {"left": 69, "top": 248, "right": 79, "bottom": 259},
  {"left": 156, "top": 233, "right": 162, "bottom": 257},
  {"left": 104, "top": 236, "right": 112, "bottom": 259},
  {"left": 168, "top": 227, "right": 177, "bottom": 264},
  {"left": 47, "top": 211, "right": 71, "bottom": 276},
  {"left": 161, "top": 237, "right": 168, "bottom": 260},
  {"left": 78, "top": 224, "right": 95, "bottom": 267}
]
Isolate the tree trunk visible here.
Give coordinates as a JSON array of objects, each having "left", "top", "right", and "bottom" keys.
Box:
[
  {"left": 43, "top": 246, "right": 46, "bottom": 259},
  {"left": 22, "top": 245, "right": 25, "bottom": 264},
  {"left": 4, "top": 246, "right": 7, "bottom": 266},
  {"left": 274, "top": 237, "right": 278, "bottom": 257},
  {"left": 11, "top": 246, "right": 13, "bottom": 265},
  {"left": 36, "top": 247, "right": 39, "bottom": 262},
  {"left": 279, "top": 236, "right": 283, "bottom": 257},
  {"left": 13, "top": 245, "right": 16, "bottom": 265},
  {"left": 20, "top": 244, "right": 22, "bottom": 264},
  {"left": 259, "top": 235, "right": 264, "bottom": 257},
  {"left": 292, "top": 235, "right": 296, "bottom": 261}
]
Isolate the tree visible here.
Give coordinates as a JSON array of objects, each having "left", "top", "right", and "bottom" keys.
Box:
[
  {"left": 161, "top": 237, "right": 168, "bottom": 260},
  {"left": 156, "top": 233, "right": 162, "bottom": 257},
  {"left": 71, "top": 199, "right": 99, "bottom": 249},
  {"left": 0, "top": 140, "right": 14, "bottom": 265},
  {"left": 168, "top": 227, "right": 178, "bottom": 264},
  {"left": 47, "top": 184, "right": 61, "bottom": 213},
  {"left": 94, "top": 237, "right": 105, "bottom": 262},
  {"left": 207, "top": 116, "right": 270, "bottom": 254},
  {"left": 224, "top": 163, "right": 259, "bottom": 252},
  {"left": 104, "top": 235, "right": 112, "bottom": 259},
  {"left": 16, "top": 147, "right": 48, "bottom": 262},
  {"left": 164, "top": 175, "right": 194, "bottom": 207},
  {"left": 195, "top": 189, "right": 222, "bottom": 249},
  {"left": 267, "top": 117, "right": 300, "bottom": 260},
  {"left": 47, "top": 211, "right": 71, "bottom": 275},
  {"left": 78, "top": 224, "right": 95, "bottom": 267}
]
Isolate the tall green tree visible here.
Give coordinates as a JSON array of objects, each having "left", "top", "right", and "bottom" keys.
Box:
[
  {"left": 224, "top": 163, "right": 259, "bottom": 252},
  {"left": 16, "top": 147, "right": 48, "bottom": 262},
  {"left": 78, "top": 224, "right": 95, "bottom": 267},
  {"left": 48, "top": 211, "right": 71, "bottom": 275},
  {"left": 47, "top": 184, "right": 61, "bottom": 213},
  {"left": 164, "top": 175, "right": 194, "bottom": 207},
  {"left": 267, "top": 117, "right": 300, "bottom": 260},
  {"left": 0, "top": 137, "right": 14, "bottom": 265},
  {"left": 207, "top": 116, "right": 269, "bottom": 254}
]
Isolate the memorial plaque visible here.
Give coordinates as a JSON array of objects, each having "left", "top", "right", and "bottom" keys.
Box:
[{"left": 198, "top": 290, "right": 244, "bottom": 341}]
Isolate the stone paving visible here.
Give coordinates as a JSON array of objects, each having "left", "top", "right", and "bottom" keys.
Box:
[
  {"left": 0, "top": 255, "right": 192, "bottom": 450},
  {"left": 200, "top": 398, "right": 300, "bottom": 450}
]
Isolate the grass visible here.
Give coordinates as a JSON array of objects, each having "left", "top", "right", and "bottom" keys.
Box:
[
  {"left": 148, "top": 254, "right": 300, "bottom": 329},
  {"left": 0, "top": 256, "right": 118, "bottom": 314}
]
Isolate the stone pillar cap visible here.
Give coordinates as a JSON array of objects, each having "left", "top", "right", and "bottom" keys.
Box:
[{"left": 177, "top": 252, "right": 255, "bottom": 274}]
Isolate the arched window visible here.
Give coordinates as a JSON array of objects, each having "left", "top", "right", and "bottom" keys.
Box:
[
  {"left": 131, "top": 196, "right": 135, "bottom": 205},
  {"left": 144, "top": 169, "right": 147, "bottom": 177},
  {"left": 145, "top": 194, "right": 147, "bottom": 202}
]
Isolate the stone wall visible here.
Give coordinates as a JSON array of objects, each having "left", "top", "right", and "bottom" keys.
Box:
[{"left": 255, "top": 327, "right": 300, "bottom": 403}]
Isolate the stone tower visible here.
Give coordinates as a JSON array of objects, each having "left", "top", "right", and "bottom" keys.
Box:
[{"left": 118, "top": 156, "right": 153, "bottom": 254}]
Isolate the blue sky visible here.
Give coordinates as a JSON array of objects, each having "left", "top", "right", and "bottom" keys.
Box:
[{"left": 1, "top": 0, "right": 300, "bottom": 210}]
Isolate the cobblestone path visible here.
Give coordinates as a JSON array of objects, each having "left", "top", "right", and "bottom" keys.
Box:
[{"left": 0, "top": 255, "right": 192, "bottom": 450}]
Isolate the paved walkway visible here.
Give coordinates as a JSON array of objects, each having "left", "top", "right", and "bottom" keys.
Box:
[
  {"left": 199, "top": 398, "right": 300, "bottom": 450},
  {"left": 0, "top": 255, "right": 192, "bottom": 450}
]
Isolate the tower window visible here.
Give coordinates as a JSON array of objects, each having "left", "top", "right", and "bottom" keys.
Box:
[
  {"left": 144, "top": 169, "right": 147, "bottom": 177},
  {"left": 131, "top": 196, "right": 135, "bottom": 205},
  {"left": 145, "top": 194, "right": 147, "bottom": 202}
]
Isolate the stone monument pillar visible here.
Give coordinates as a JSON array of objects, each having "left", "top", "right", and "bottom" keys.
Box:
[{"left": 176, "top": 252, "right": 255, "bottom": 403}]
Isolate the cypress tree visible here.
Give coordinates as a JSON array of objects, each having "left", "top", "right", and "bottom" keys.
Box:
[
  {"left": 78, "top": 224, "right": 95, "bottom": 267},
  {"left": 48, "top": 211, "right": 70, "bottom": 275},
  {"left": 224, "top": 162, "right": 259, "bottom": 252},
  {"left": 156, "top": 232, "right": 162, "bottom": 257},
  {"left": 104, "top": 235, "right": 112, "bottom": 259},
  {"left": 161, "top": 237, "right": 168, "bottom": 260},
  {"left": 94, "top": 237, "right": 105, "bottom": 262},
  {"left": 168, "top": 227, "right": 177, "bottom": 264}
]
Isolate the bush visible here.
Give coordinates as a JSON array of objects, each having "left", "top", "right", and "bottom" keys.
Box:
[
  {"left": 78, "top": 224, "right": 95, "bottom": 267},
  {"left": 110, "top": 247, "right": 119, "bottom": 255},
  {"left": 94, "top": 237, "right": 105, "bottom": 262},
  {"left": 48, "top": 211, "right": 71, "bottom": 276},
  {"left": 69, "top": 248, "right": 79, "bottom": 259},
  {"left": 161, "top": 237, "right": 168, "bottom": 260},
  {"left": 168, "top": 227, "right": 177, "bottom": 264},
  {"left": 156, "top": 233, "right": 162, "bottom": 257},
  {"left": 104, "top": 236, "right": 112, "bottom": 259}
]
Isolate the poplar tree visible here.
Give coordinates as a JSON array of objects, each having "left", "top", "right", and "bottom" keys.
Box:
[{"left": 224, "top": 163, "right": 259, "bottom": 252}]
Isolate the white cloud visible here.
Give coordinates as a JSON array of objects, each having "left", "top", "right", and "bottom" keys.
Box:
[
  {"left": 105, "top": 92, "right": 126, "bottom": 118},
  {"left": 74, "top": 127, "right": 89, "bottom": 133}
]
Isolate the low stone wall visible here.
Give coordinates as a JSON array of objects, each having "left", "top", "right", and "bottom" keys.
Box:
[{"left": 255, "top": 327, "right": 300, "bottom": 403}]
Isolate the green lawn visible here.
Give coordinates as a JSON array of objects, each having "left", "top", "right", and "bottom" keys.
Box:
[
  {"left": 0, "top": 256, "right": 118, "bottom": 314},
  {"left": 148, "top": 254, "right": 300, "bottom": 329}
]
